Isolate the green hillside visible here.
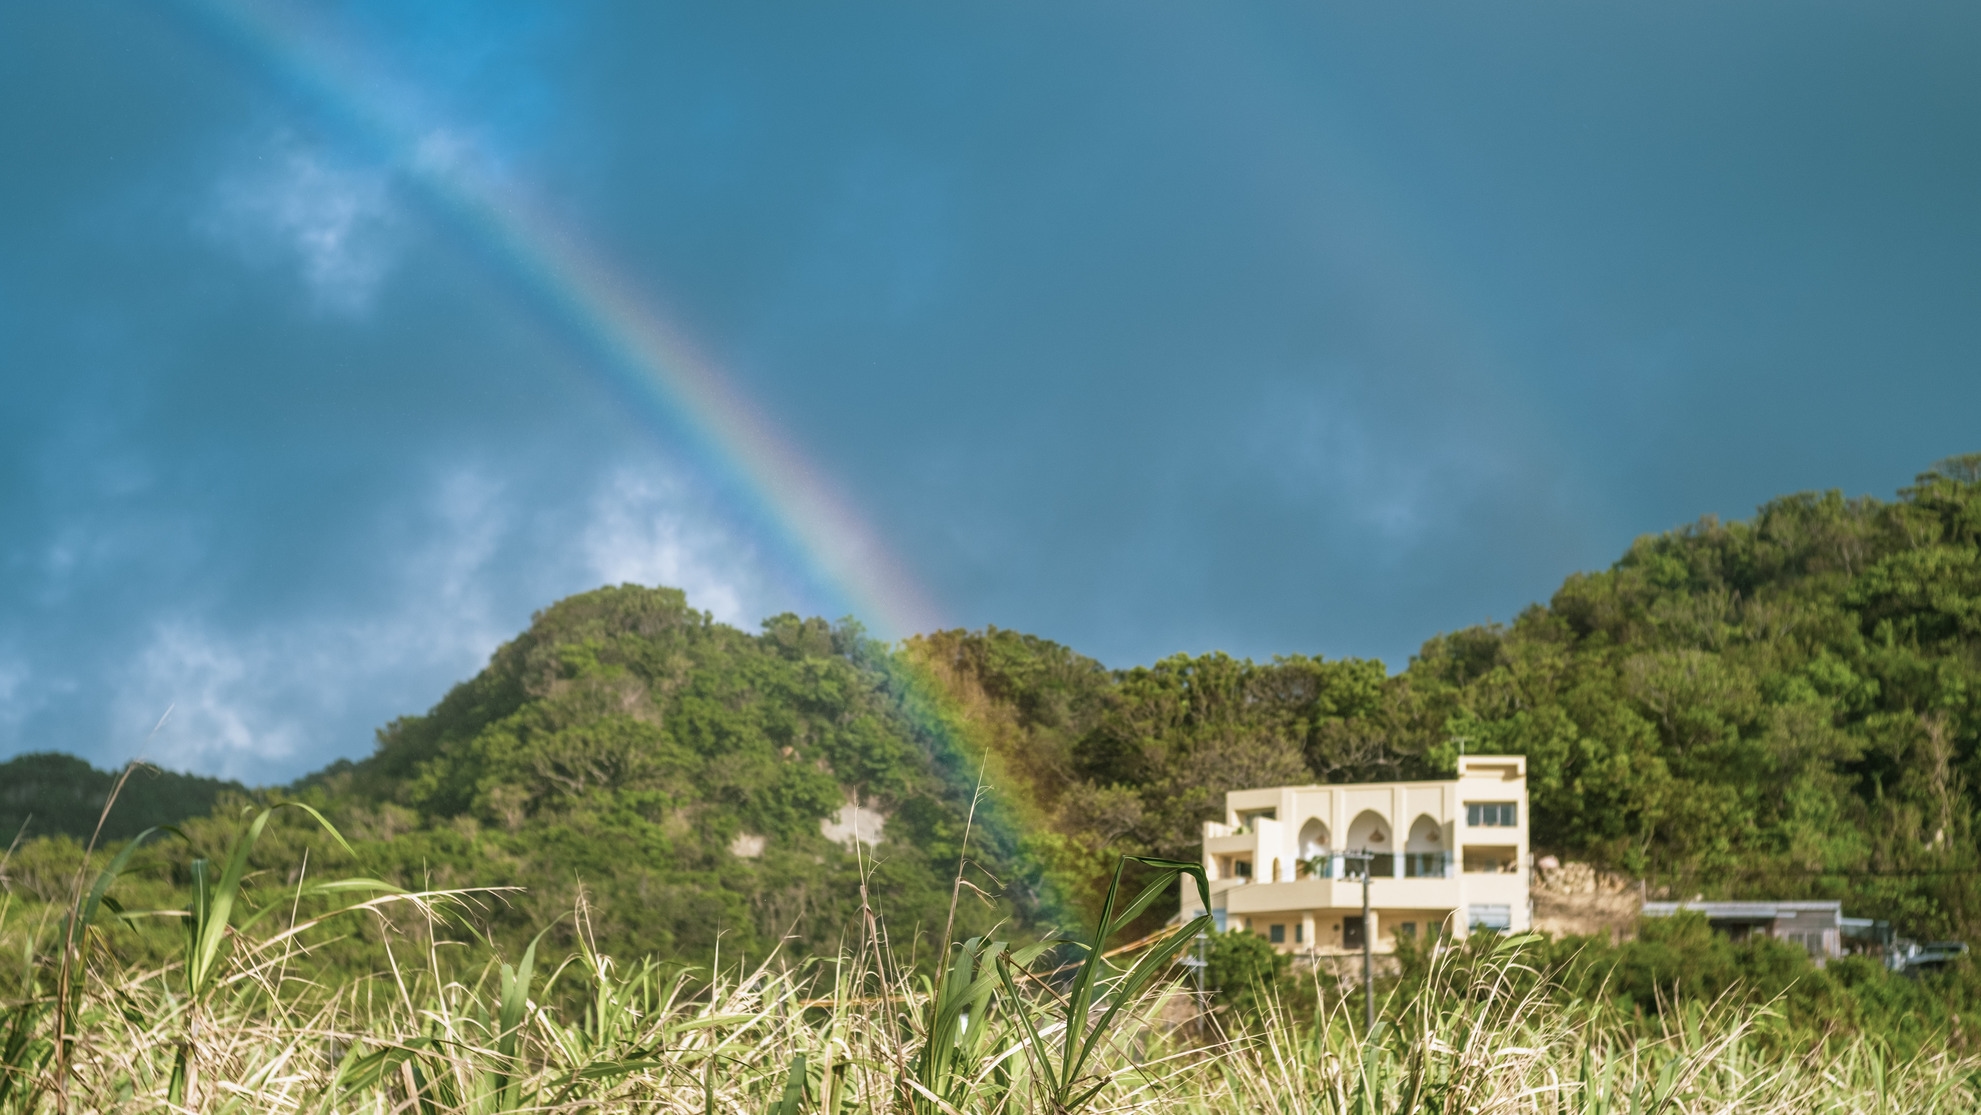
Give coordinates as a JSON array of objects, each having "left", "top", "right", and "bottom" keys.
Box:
[
  {"left": 8, "top": 456, "right": 1979, "bottom": 967},
  {"left": 922, "top": 455, "right": 1981, "bottom": 939},
  {"left": 285, "top": 586, "right": 1028, "bottom": 966},
  {"left": 0, "top": 752, "right": 243, "bottom": 845}
]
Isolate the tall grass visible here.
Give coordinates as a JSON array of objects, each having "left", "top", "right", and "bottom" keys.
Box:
[{"left": 0, "top": 807, "right": 1975, "bottom": 1113}]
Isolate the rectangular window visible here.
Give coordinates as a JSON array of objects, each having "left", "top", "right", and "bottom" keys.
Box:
[
  {"left": 1467, "top": 802, "right": 1517, "bottom": 827},
  {"left": 1269, "top": 924, "right": 1285, "bottom": 944},
  {"left": 1398, "top": 922, "right": 1416, "bottom": 939},
  {"left": 1294, "top": 923, "right": 1304, "bottom": 943},
  {"left": 1343, "top": 917, "right": 1366, "bottom": 949},
  {"left": 1468, "top": 904, "right": 1512, "bottom": 931},
  {"left": 1463, "top": 847, "right": 1518, "bottom": 873},
  {"left": 1234, "top": 858, "right": 1252, "bottom": 878}
]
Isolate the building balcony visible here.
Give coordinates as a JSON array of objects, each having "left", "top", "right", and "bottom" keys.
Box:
[
  {"left": 1209, "top": 875, "right": 1470, "bottom": 916},
  {"left": 1314, "top": 851, "right": 1455, "bottom": 880}
]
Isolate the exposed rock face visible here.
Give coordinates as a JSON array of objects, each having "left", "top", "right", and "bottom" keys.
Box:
[
  {"left": 1532, "top": 861, "right": 1643, "bottom": 940},
  {"left": 820, "top": 800, "right": 888, "bottom": 850}
]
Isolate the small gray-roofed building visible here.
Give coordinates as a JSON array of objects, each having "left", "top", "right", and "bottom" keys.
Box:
[{"left": 1641, "top": 900, "right": 1843, "bottom": 962}]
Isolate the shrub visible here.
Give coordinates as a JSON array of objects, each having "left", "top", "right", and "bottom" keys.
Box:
[{"left": 1203, "top": 928, "right": 1289, "bottom": 1016}]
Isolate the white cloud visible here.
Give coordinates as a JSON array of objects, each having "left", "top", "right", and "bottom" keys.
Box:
[
  {"left": 207, "top": 137, "right": 399, "bottom": 313},
  {"left": 0, "top": 657, "right": 32, "bottom": 736},
  {"left": 401, "top": 468, "right": 512, "bottom": 654},
  {"left": 109, "top": 468, "right": 515, "bottom": 781},
  {"left": 579, "top": 469, "right": 779, "bottom": 627},
  {"left": 411, "top": 127, "right": 494, "bottom": 182},
  {"left": 97, "top": 463, "right": 798, "bottom": 782},
  {"left": 117, "top": 624, "right": 297, "bottom": 777}
]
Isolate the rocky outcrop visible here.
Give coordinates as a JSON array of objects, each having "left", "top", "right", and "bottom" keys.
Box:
[{"left": 1532, "top": 859, "right": 1643, "bottom": 940}]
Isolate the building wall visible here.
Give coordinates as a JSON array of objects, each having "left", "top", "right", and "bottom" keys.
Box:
[
  {"left": 1640, "top": 901, "right": 1847, "bottom": 963},
  {"left": 1183, "top": 756, "right": 1531, "bottom": 953}
]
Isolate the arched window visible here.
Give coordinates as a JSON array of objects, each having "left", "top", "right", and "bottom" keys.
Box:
[
  {"left": 1405, "top": 814, "right": 1446, "bottom": 877},
  {"left": 1345, "top": 810, "right": 1392, "bottom": 877},
  {"left": 1406, "top": 815, "right": 1443, "bottom": 850},
  {"left": 1297, "top": 818, "right": 1330, "bottom": 878},
  {"left": 1345, "top": 809, "right": 1391, "bottom": 850},
  {"left": 1298, "top": 818, "right": 1330, "bottom": 859}
]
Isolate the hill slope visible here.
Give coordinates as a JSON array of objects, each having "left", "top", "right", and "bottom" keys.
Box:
[
  {"left": 8, "top": 456, "right": 1979, "bottom": 960},
  {"left": 297, "top": 586, "right": 1025, "bottom": 965},
  {"left": 0, "top": 753, "right": 243, "bottom": 845},
  {"left": 918, "top": 456, "right": 1981, "bottom": 938}
]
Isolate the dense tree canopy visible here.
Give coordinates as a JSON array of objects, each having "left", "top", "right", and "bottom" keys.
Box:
[
  {"left": 0, "top": 752, "right": 242, "bottom": 844},
  {"left": 914, "top": 456, "right": 1981, "bottom": 939},
  {"left": 12, "top": 456, "right": 1981, "bottom": 968},
  {"left": 292, "top": 586, "right": 1022, "bottom": 965}
]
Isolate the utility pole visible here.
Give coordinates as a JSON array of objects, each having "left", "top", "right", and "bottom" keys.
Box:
[
  {"left": 1344, "top": 850, "right": 1375, "bottom": 1035},
  {"left": 1363, "top": 860, "right": 1373, "bottom": 1034}
]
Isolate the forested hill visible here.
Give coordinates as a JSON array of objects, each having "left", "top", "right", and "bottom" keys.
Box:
[
  {"left": 916, "top": 456, "right": 1981, "bottom": 938},
  {"left": 7, "top": 457, "right": 1979, "bottom": 963},
  {"left": 293, "top": 588, "right": 1022, "bottom": 965},
  {"left": 0, "top": 752, "right": 243, "bottom": 844}
]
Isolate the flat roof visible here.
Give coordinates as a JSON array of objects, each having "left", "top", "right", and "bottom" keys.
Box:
[
  {"left": 1643, "top": 900, "right": 1842, "bottom": 919},
  {"left": 1227, "top": 759, "right": 1527, "bottom": 798}
]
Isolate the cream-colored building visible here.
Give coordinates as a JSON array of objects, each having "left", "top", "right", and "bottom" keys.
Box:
[{"left": 1180, "top": 755, "right": 1531, "bottom": 955}]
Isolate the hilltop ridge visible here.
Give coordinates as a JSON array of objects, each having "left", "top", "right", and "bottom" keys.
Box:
[{"left": 6, "top": 455, "right": 1979, "bottom": 964}]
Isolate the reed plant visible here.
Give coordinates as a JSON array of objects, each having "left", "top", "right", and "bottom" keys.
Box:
[{"left": 0, "top": 810, "right": 1974, "bottom": 1113}]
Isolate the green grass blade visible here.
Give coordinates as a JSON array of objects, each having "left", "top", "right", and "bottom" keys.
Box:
[
  {"left": 1068, "top": 913, "right": 1212, "bottom": 1092},
  {"left": 772, "top": 1052, "right": 807, "bottom": 1115},
  {"left": 994, "top": 952, "right": 1060, "bottom": 1097},
  {"left": 68, "top": 825, "right": 170, "bottom": 955},
  {"left": 1101, "top": 856, "right": 1210, "bottom": 939}
]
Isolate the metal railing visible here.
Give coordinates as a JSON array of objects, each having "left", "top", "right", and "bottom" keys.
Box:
[
  {"left": 1404, "top": 852, "right": 1448, "bottom": 878},
  {"left": 1302, "top": 850, "right": 1452, "bottom": 879}
]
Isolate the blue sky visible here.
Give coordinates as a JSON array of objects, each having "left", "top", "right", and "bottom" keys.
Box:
[{"left": 3, "top": 0, "right": 1978, "bottom": 782}]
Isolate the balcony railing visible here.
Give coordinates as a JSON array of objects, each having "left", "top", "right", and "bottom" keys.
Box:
[
  {"left": 1297, "top": 851, "right": 1455, "bottom": 880},
  {"left": 1403, "top": 852, "right": 1448, "bottom": 878}
]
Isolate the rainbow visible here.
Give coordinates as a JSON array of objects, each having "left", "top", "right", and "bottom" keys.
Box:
[
  {"left": 168, "top": 0, "right": 1077, "bottom": 929},
  {"left": 171, "top": 0, "right": 941, "bottom": 640}
]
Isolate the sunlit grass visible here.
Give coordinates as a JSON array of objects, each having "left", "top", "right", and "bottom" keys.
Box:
[{"left": 0, "top": 805, "right": 1974, "bottom": 1113}]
